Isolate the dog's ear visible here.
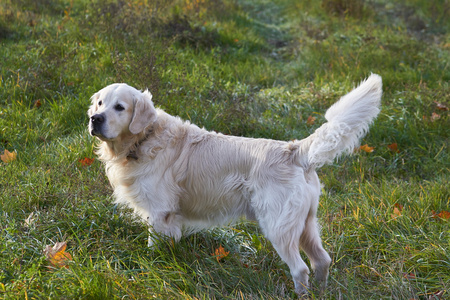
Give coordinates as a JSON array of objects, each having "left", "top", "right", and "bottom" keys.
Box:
[{"left": 129, "top": 90, "right": 157, "bottom": 135}]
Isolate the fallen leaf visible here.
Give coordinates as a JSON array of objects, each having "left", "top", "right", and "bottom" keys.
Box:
[
  {"left": 432, "top": 210, "right": 450, "bottom": 220},
  {"left": 306, "top": 115, "right": 316, "bottom": 126},
  {"left": 78, "top": 157, "right": 94, "bottom": 166},
  {"left": 434, "top": 101, "right": 448, "bottom": 111},
  {"left": 430, "top": 112, "right": 441, "bottom": 122},
  {"left": 391, "top": 207, "right": 402, "bottom": 219},
  {"left": 359, "top": 144, "right": 374, "bottom": 153},
  {"left": 428, "top": 290, "right": 445, "bottom": 300},
  {"left": 1, "top": 149, "right": 17, "bottom": 163},
  {"left": 28, "top": 19, "right": 37, "bottom": 27},
  {"left": 402, "top": 272, "right": 415, "bottom": 279},
  {"left": 394, "top": 203, "right": 404, "bottom": 211},
  {"left": 34, "top": 99, "right": 42, "bottom": 108},
  {"left": 44, "top": 241, "right": 72, "bottom": 268},
  {"left": 24, "top": 212, "right": 37, "bottom": 228},
  {"left": 388, "top": 142, "right": 399, "bottom": 153},
  {"left": 211, "top": 245, "right": 229, "bottom": 262}
]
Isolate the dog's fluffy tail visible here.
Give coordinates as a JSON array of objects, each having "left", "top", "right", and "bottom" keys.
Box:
[{"left": 300, "top": 74, "right": 382, "bottom": 168}]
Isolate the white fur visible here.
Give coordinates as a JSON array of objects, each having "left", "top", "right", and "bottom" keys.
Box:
[{"left": 88, "top": 74, "right": 382, "bottom": 295}]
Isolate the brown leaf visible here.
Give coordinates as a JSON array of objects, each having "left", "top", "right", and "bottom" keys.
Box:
[
  {"left": 359, "top": 144, "right": 375, "bottom": 153},
  {"left": 34, "top": 99, "right": 42, "bottom": 108},
  {"left": 428, "top": 290, "right": 445, "bottom": 300},
  {"left": 1, "top": 149, "right": 17, "bottom": 163},
  {"left": 430, "top": 112, "right": 441, "bottom": 122},
  {"left": 387, "top": 142, "right": 399, "bottom": 153},
  {"left": 306, "top": 115, "right": 316, "bottom": 126},
  {"left": 44, "top": 241, "right": 72, "bottom": 268},
  {"left": 391, "top": 207, "right": 402, "bottom": 219},
  {"left": 402, "top": 272, "right": 415, "bottom": 279},
  {"left": 211, "top": 245, "right": 229, "bottom": 262},
  {"left": 394, "top": 203, "right": 404, "bottom": 211},
  {"left": 434, "top": 101, "right": 448, "bottom": 111},
  {"left": 78, "top": 157, "right": 95, "bottom": 166},
  {"left": 432, "top": 210, "right": 450, "bottom": 220}
]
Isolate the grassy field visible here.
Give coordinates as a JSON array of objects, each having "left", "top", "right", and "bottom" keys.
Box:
[{"left": 0, "top": 0, "right": 449, "bottom": 299}]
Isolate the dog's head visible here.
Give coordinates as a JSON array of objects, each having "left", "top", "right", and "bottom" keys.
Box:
[{"left": 88, "top": 83, "right": 157, "bottom": 141}]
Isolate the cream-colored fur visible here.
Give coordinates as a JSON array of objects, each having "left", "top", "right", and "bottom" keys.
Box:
[{"left": 88, "top": 74, "right": 382, "bottom": 295}]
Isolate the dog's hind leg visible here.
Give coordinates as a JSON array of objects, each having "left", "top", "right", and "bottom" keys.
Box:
[
  {"left": 260, "top": 215, "right": 310, "bottom": 295},
  {"left": 254, "top": 192, "right": 311, "bottom": 295},
  {"left": 299, "top": 215, "right": 332, "bottom": 291}
]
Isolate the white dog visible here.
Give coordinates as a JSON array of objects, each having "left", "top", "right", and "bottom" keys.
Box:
[{"left": 88, "top": 74, "right": 382, "bottom": 295}]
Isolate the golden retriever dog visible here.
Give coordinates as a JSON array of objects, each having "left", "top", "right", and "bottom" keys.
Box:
[{"left": 88, "top": 74, "right": 382, "bottom": 295}]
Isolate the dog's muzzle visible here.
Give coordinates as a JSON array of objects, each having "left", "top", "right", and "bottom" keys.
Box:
[{"left": 90, "top": 113, "right": 105, "bottom": 136}]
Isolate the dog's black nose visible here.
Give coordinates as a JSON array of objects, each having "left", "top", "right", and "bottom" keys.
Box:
[{"left": 91, "top": 114, "right": 104, "bottom": 124}]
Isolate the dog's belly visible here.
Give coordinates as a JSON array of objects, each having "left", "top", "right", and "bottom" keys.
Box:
[{"left": 179, "top": 172, "right": 253, "bottom": 226}]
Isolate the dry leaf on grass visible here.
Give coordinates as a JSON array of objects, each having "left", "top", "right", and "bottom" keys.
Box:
[
  {"left": 34, "top": 99, "right": 42, "bottom": 108},
  {"left": 430, "top": 112, "right": 441, "bottom": 122},
  {"left": 432, "top": 210, "right": 450, "bottom": 220},
  {"left": 391, "top": 203, "right": 404, "bottom": 219},
  {"left": 211, "top": 245, "right": 229, "bottom": 262},
  {"left": 44, "top": 241, "right": 72, "bottom": 268},
  {"left": 24, "top": 212, "right": 37, "bottom": 228},
  {"left": 359, "top": 144, "right": 374, "bottom": 153},
  {"left": 1, "top": 149, "right": 17, "bottom": 163},
  {"left": 306, "top": 115, "right": 316, "bottom": 126},
  {"left": 434, "top": 101, "right": 448, "bottom": 111},
  {"left": 387, "top": 142, "right": 399, "bottom": 153},
  {"left": 391, "top": 208, "right": 402, "bottom": 219},
  {"left": 78, "top": 157, "right": 95, "bottom": 166},
  {"left": 428, "top": 290, "right": 445, "bottom": 300}
]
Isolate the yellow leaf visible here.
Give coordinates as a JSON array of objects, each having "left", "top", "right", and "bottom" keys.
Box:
[
  {"left": 211, "top": 245, "right": 229, "bottom": 262},
  {"left": 44, "top": 241, "right": 72, "bottom": 268},
  {"left": 1, "top": 149, "right": 17, "bottom": 163},
  {"left": 359, "top": 144, "right": 374, "bottom": 153},
  {"left": 391, "top": 207, "right": 402, "bottom": 219}
]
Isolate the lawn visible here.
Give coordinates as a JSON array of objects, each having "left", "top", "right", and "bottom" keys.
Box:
[{"left": 0, "top": 0, "right": 449, "bottom": 299}]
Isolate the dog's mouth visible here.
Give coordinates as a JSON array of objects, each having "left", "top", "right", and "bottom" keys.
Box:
[
  {"left": 89, "top": 124, "right": 117, "bottom": 142},
  {"left": 90, "top": 128, "right": 101, "bottom": 137},
  {"left": 89, "top": 122, "right": 102, "bottom": 137},
  {"left": 90, "top": 113, "right": 108, "bottom": 139},
  {"left": 90, "top": 128, "right": 110, "bottom": 141}
]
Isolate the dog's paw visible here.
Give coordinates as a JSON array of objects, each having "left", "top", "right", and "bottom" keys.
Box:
[
  {"left": 294, "top": 281, "right": 309, "bottom": 297},
  {"left": 147, "top": 231, "right": 177, "bottom": 248}
]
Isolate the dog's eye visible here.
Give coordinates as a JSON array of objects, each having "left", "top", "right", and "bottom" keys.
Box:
[
  {"left": 114, "top": 104, "right": 125, "bottom": 111},
  {"left": 98, "top": 100, "right": 102, "bottom": 106}
]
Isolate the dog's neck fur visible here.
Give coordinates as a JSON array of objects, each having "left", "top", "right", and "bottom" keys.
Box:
[
  {"left": 96, "top": 110, "right": 178, "bottom": 163},
  {"left": 126, "top": 129, "right": 153, "bottom": 160},
  {"left": 96, "top": 128, "right": 152, "bottom": 162}
]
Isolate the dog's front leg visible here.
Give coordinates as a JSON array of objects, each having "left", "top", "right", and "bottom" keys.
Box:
[
  {"left": 147, "top": 225, "right": 156, "bottom": 247},
  {"left": 147, "top": 211, "right": 183, "bottom": 247}
]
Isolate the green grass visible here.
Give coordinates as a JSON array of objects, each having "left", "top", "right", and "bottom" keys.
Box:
[{"left": 1, "top": 0, "right": 449, "bottom": 298}]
